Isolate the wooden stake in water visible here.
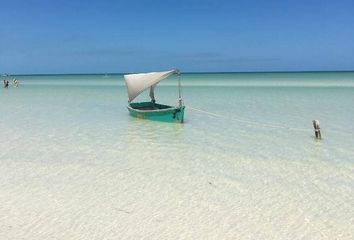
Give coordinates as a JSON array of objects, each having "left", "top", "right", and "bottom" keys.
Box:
[{"left": 313, "top": 120, "right": 322, "bottom": 140}]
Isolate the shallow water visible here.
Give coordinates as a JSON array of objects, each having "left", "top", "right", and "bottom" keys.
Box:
[{"left": 1, "top": 72, "right": 353, "bottom": 239}]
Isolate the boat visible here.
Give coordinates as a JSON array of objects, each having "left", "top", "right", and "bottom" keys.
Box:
[{"left": 123, "top": 69, "right": 185, "bottom": 123}]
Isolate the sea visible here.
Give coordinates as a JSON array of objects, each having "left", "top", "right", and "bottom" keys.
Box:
[{"left": 0, "top": 72, "right": 353, "bottom": 239}]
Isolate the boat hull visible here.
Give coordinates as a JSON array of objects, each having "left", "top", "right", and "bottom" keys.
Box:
[{"left": 127, "top": 102, "right": 185, "bottom": 123}]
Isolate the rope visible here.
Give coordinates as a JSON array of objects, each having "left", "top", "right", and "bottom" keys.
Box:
[{"left": 187, "top": 106, "right": 311, "bottom": 132}]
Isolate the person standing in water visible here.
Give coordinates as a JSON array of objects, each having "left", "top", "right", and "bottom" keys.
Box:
[
  {"left": 13, "top": 78, "right": 19, "bottom": 87},
  {"left": 3, "top": 79, "right": 9, "bottom": 88}
]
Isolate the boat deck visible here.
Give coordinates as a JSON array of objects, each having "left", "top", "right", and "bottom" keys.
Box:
[{"left": 129, "top": 102, "right": 173, "bottom": 111}]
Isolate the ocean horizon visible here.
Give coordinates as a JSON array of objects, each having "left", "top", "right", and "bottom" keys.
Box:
[{"left": 5, "top": 69, "right": 354, "bottom": 75}]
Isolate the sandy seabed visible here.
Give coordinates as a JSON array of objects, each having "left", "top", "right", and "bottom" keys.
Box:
[{"left": 1, "top": 154, "right": 353, "bottom": 240}]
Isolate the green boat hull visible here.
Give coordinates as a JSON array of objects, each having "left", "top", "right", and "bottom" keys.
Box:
[{"left": 127, "top": 102, "right": 185, "bottom": 123}]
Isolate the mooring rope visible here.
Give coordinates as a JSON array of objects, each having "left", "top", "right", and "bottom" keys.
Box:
[{"left": 187, "top": 106, "right": 312, "bottom": 132}]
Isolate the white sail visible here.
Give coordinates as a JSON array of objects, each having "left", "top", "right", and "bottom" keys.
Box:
[{"left": 124, "top": 69, "right": 178, "bottom": 102}]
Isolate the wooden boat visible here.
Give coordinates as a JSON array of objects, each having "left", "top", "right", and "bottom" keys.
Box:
[{"left": 123, "top": 69, "right": 185, "bottom": 123}]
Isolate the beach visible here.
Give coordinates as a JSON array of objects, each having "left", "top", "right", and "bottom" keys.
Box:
[{"left": 1, "top": 72, "right": 353, "bottom": 239}]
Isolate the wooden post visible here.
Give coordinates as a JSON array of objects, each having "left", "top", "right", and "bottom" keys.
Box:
[{"left": 312, "top": 120, "right": 321, "bottom": 140}]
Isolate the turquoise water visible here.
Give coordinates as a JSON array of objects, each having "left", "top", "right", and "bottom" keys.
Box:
[{"left": 1, "top": 72, "right": 353, "bottom": 239}]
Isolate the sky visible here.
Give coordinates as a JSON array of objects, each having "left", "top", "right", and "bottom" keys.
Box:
[{"left": 0, "top": 0, "right": 353, "bottom": 74}]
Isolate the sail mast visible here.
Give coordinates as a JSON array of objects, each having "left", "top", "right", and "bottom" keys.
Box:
[{"left": 176, "top": 70, "right": 183, "bottom": 107}]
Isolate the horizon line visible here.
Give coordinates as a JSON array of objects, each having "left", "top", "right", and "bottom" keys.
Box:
[{"left": 3, "top": 70, "right": 354, "bottom": 76}]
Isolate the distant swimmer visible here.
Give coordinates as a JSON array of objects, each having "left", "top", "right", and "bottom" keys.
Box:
[
  {"left": 3, "top": 79, "right": 9, "bottom": 88},
  {"left": 13, "top": 78, "right": 19, "bottom": 87}
]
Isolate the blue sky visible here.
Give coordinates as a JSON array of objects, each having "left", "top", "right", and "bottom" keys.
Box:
[{"left": 1, "top": 0, "right": 353, "bottom": 73}]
